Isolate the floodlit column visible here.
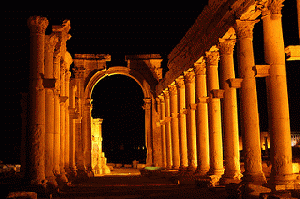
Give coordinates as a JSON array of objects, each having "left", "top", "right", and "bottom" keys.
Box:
[
  {"left": 175, "top": 76, "right": 188, "bottom": 170},
  {"left": 234, "top": 19, "right": 266, "bottom": 184},
  {"left": 27, "top": 16, "right": 48, "bottom": 185},
  {"left": 163, "top": 90, "right": 173, "bottom": 169},
  {"left": 69, "top": 83, "right": 77, "bottom": 177},
  {"left": 194, "top": 58, "right": 210, "bottom": 176},
  {"left": 262, "top": 1, "right": 295, "bottom": 189},
  {"left": 144, "top": 98, "right": 153, "bottom": 166},
  {"left": 158, "top": 95, "right": 167, "bottom": 168},
  {"left": 168, "top": 84, "right": 180, "bottom": 170},
  {"left": 83, "top": 98, "right": 93, "bottom": 177},
  {"left": 53, "top": 50, "right": 61, "bottom": 178},
  {"left": 184, "top": 70, "right": 197, "bottom": 171},
  {"left": 218, "top": 38, "right": 242, "bottom": 184},
  {"left": 44, "top": 34, "right": 58, "bottom": 187},
  {"left": 65, "top": 71, "right": 71, "bottom": 174},
  {"left": 59, "top": 66, "right": 68, "bottom": 182},
  {"left": 206, "top": 49, "right": 224, "bottom": 180}
]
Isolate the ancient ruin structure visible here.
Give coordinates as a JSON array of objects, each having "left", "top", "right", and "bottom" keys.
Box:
[{"left": 23, "top": 0, "right": 299, "bottom": 193}]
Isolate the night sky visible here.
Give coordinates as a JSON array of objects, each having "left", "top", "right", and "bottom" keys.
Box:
[{"left": 3, "top": 3, "right": 299, "bottom": 164}]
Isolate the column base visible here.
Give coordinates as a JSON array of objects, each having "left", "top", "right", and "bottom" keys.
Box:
[
  {"left": 219, "top": 170, "right": 243, "bottom": 185},
  {"left": 172, "top": 165, "right": 180, "bottom": 170},
  {"left": 46, "top": 176, "right": 59, "bottom": 194},
  {"left": 67, "top": 166, "right": 77, "bottom": 182},
  {"left": 194, "top": 168, "right": 209, "bottom": 176},
  {"left": 242, "top": 171, "right": 267, "bottom": 185},
  {"left": 269, "top": 173, "right": 296, "bottom": 191}
]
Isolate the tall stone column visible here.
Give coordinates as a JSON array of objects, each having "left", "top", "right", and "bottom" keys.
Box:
[
  {"left": 218, "top": 38, "right": 243, "bottom": 184},
  {"left": 234, "top": 19, "right": 266, "bottom": 184},
  {"left": 163, "top": 90, "right": 173, "bottom": 169},
  {"left": 184, "top": 70, "right": 197, "bottom": 172},
  {"left": 65, "top": 71, "right": 71, "bottom": 174},
  {"left": 206, "top": 49, "right": 224, "bottom": 182},
  {"left": 175, "top": 76, "right": 188, "bottom": 170},
  {"left": 69, "top": 83, "right": 78, "bottom": 178},
  {"left": 144, "top": 98, "right": 153, "bottom": 166},
  {"left": 158, "top": 95, "right": 167, "bottom": 168},
  {"left": 194, "top": 58, "right": 210, "bottom": 176},
  {"left": 168, "top": 84, "right": 180, "bottom": 170},
  {"left": 53, "top": 49, "right": 61, "bottom": 179},
  {"left": 44, "top": 34, "right": 58, "bottom": 187},
  {"left": 262, "top": 0, "right": 295, "bottom": 189},
  {"left": 27, "top": 16, "right": 48, "bottom": 185},
  {"left": 83, "top": 98, "right": 93, "bottom": 177}
]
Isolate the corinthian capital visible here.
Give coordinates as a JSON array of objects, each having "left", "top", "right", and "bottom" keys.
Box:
[
  {"left": 194, "top": 57, "right": 206, "bottom": 75},
  {"left": 27, "top": 16, "right": 49, "bottom": 34},
  {"left": 218, "top": 39, "right": 236, "bottom": 55},
  {"left": 45, "top": 34, "right": 59, "bottom": 53},
  {"left": 183, "top": 70, "right": 195, "bottom": 85},
  {"left": 234, "top": 20, "right": 259, "bottom": 40},
  {"left": 168, "top": 84, "right": 177, "bottom": 95},
  {"left": 268, "top": 0, "right": 284, "bottom": 14},
  {"left": 205, "top": 50, "right": 219, "bottom": 66},
  {"left": 175, "top": 76, "right": 185, "bottom": 88}
]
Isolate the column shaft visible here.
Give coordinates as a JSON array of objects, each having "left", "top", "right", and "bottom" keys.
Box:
[
  {"left": 159, "top": 96, "right": 167, "bottom": 168},
  {"left": 218, "top": 39, "right": 242, "bottom": 183},
  {"left": 175, "top": 77, "right": 188, "bottom": 170},
  {"left": 194, "top": 60, "right": 210, "bottom": 175},
  {"left": 163, "top": 90, "right": 173, "bottom": 169},
  {"left": 184, "top": 70, "right": 197, "bottom": 171},
  {"left": 235, "top": 20, "right": 266, "bottom": 184},
  {"left": 262, "top": 3, "right": 294, "bottom": 188},
  {"left": 27, "top": 16, "right": 48, "bottom": 185},
  {"left": 169, "top": 84, "right": 180, "bottom": 170}
]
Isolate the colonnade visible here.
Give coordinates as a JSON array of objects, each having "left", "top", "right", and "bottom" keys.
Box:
[{"left": 155, "top": 0, "right": 296, "bottom": 189}]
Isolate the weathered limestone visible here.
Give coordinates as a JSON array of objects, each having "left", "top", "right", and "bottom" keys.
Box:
[
  {"left": 261, "top": 0, "right": 295, "bottom": 190},
  {"left": 144, "top": 98, "right": 153, "bottom": 167},
  {"left": 83, "top": 98, "right": 93, "bottom": 177},
  {"left": 158, "top": 95, "right": 167, "bottom": 168},
  {"left": 234, "top": 19, "right": 266, "bottom": 184},
  {"left": 193, "top": 58, "right": 210, "bottom": 176},
  {"left": 44, "top": 34, "right": 59, "bottom": 187},
  {"left": 175, "top": 76, "right": 188, "bottom": 170},
  {"left": 184, "top": 70, "right": 197, "bottom": 172},
  {"left": 205, "top": 47, "right": 224, "bottom": 183},
  {"left": 168, "top": 84, "right": 180, "bottom": 170},
  {"left": 163, "top": 90, "right": 173, "bottom": 169},
  {"left": 27, "top": 15, "right": 48, "bottom": 185},
  {"left": 218, "top": 37, "right": 243, "bottom": 184}
]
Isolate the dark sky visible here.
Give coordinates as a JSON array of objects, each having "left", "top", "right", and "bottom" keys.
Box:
[{"left": 3, "top": 3, "right": 300, "bottom": 163}]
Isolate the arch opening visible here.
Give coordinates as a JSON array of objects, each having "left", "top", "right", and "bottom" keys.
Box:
[{"left": 91, "top": 74, "right": 147, "bottom": 168}]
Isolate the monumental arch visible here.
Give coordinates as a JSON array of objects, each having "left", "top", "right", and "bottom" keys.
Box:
[{"left": 24, "top": 0, "right": 300, "bottom": 193}]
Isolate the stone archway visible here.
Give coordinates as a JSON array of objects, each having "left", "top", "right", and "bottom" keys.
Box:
[{"left": 72, "top": 54, "right": 163, "bottom": 176}]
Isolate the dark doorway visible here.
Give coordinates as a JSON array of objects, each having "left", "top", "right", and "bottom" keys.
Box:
[{"left": 91, "top": 74, "right": 146, "bottom": 164}]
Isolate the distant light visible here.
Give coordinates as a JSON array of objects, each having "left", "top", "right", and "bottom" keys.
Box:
[{"left": 142, "top": 146, "right": 145, "bottom": 150}]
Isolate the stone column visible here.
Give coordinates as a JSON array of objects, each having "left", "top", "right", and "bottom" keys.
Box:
[
  {"left": 158, "top": 95, "right": 167, "bottom": 168},
  {"left": 144, "top": 98, "right": 153, "bottom": 166},
  {"left": 234, "top": 19, "right": 266, "bottom": 184},
  {"left": 184, "top": 70, "right": 197, "bottom": 172},
  {"left": 175, "top": 76, "right": 188, "bottom": 170},
  {"left": 163, "top": 89, "right": 173, "bottom": 169},
  {"left": 218, "top": 38, "right": 243, "bottom": 184},
  {"left": 69, "top": 82, "right": 77, "bottom": 178},
  {"left": 262, "top": 1, "right": 295, "bottom": 189},
  {"left": 53, "top": 49, "right": 61, "bottom": 179},
  {"left": 194, "top": 58, "right": 210, "bottom": 176},
  {"left": 27, "top": 16, "right": 48, "bottom": 185},
  {"left": 65, "top": 71, "right": 71, "bottom": 174},
  {"left": 168, "top": 84, "right": 180, "bottom": 170},
  {"left": 44, "top": 34, "right": 58, "bottom": 187},
  {"left": 206, "top": 49, "right": 224, "bottom": 182},
  {"left": 83, "top": 98, "right": 93, "bottom": 177}
]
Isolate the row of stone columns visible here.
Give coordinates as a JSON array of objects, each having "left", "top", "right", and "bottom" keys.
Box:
[
  {"left": 27, "top": 16, "right": 76, "bottom": 187},
  {"left": 156, "top": 1, "right": 295, "bottom": 188}
]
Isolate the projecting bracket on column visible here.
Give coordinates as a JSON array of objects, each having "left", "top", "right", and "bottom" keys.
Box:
[
  {"left": 60, "top": 96, "right": 68, "bottom": 103},
  {"left": 254, "top": 65, "right": 270, "bottom": 77},
  {"left": 211, "top": 89, "right": 224, "bottom": 99},
  {"left": 189, "top": 103, "right": 197, "bottom": 110},
  {"left": 43, "top": 78, "right": 56, "bottom": 88},
  {"left": 285, "top": 45, "right": 300, "bottom": 61},
  {"left": 69, "top": 107, "right": 79, "bottom": 119},
  {"left": 226, "top": 78, "right": 243, "bottom": 88},
  {"left": 197, "top": 97, "right": 209, "bottom": 104}
]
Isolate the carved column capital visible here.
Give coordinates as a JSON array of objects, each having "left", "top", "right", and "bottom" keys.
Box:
[
  {"left": 163, "top": 89, "right": 170, "bottom": 99},
  {"left": 158, "top": 95, "right": 165, "bottom": 103},
  {"left": 268, "top": 0, "right": 284, "bottom": 14},
  {"left": 234, "top": 20, "right": 259, "bottom": 40},
  {"left": 168, "top": 84, "right": 177, "bottom": 95},
  {"left": 27, "top": 16, "right": 49, "bottom": 34},
  {"left": 218, "top": 39, "right": 236, "bottom": 55},
  {"left": 143, "top": 98, "right": 151, "bottom": 110},
  {"left": 45, "top": 34, "right": 59, "bottom": 53},
  {"left": 205, "top": 50, "right": 219, "bottom": 66},
  {"left": 175, "top": 76, "right": 185, "bottom": 88},
  {"left": 194, "top": 59, "right": 207, "bottom": 75},
  {"left": 183, "top": 70, "right": 195, "bottom": 85}
]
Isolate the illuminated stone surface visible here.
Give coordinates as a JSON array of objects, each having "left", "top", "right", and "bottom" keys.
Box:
[{"left": 24, "top": 0, "right": 299, "bottom": 193}]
